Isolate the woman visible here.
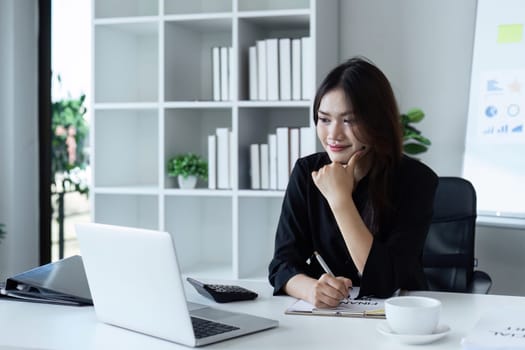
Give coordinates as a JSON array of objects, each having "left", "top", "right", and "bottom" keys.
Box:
[{"left": 268, "top": 56, "right": 438, "bottom": 308}]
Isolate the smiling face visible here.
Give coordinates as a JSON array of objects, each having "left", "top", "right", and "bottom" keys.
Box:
[{"left": 316, "top": 87, "right": 369, "bottom": 164}]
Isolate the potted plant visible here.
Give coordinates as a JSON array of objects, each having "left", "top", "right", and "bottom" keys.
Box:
[
  {"left": 401, "top": 108, "right": 431, "bottom": 155},
  {"left": 0, "top": 223, "right": 5, "bottom": 244},
  {"left": 167, "top": 153, "right": 208, "bottom": 189}
]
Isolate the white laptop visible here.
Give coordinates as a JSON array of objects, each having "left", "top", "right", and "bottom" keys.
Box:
[{"left": 75, "top": 223, "right": 278, "bottom": 347}]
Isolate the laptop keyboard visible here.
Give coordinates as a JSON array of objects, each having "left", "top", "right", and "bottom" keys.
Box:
[{"left": 191, "top": 316, "right": 240, "bottom": 339}]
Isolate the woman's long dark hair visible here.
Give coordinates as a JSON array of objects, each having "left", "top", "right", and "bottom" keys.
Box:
[{"left": 313, "top": 56, "right": 403, "bottom": 234}]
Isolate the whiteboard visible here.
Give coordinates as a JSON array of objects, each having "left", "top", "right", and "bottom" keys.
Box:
[{"left": 463, "top": 0, "right": 525, "bottom": 225}]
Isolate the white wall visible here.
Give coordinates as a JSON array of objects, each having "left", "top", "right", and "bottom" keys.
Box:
[
  {"left": 340, "top": 0, "right": 525, "bottom": 296},
  {"left": 0, "top": 0, "right": 40, "bottom": 280}
]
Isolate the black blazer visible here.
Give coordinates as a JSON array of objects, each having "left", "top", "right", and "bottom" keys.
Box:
[{"left": 268, "top": 153, "right": 438, "bottom": 298}]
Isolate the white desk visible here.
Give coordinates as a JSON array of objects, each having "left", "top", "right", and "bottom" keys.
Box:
[{"left": 1, "top": 280, "right": 524, "bottom": 350}]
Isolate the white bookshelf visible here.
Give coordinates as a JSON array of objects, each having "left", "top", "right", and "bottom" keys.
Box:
[{"left": 91, "top": 0, "right": 339, "bottom": 280}]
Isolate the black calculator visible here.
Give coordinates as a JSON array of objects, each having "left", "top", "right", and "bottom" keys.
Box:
[{"left": 186, "top": 277, "right": 258, "bottom": 303}]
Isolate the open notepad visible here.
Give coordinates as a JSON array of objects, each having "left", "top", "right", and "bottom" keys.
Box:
[{"left": 285, "top": 286, "right": 386, "bottom": 319}]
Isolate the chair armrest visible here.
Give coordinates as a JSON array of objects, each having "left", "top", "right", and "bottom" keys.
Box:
[{"left": 467, "top": 270, "right": 492, "bottom": 294}]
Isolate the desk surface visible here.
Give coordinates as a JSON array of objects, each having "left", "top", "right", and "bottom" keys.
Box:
[{"left": 1, "top": 280, "right": 524, "bottom": 350}]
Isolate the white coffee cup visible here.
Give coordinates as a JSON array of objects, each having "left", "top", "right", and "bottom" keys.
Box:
[{"left": 384, "top": 296, "right": 441, "bottom": 335}]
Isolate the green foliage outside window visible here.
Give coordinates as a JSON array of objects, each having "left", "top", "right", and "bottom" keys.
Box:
[{"left": 52, "top": 93, "right": 89, "bottom": 194}]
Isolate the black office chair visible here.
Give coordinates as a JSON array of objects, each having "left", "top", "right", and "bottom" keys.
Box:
[{"left": 422, "top": 177, "right": 492, "bottom": 294}]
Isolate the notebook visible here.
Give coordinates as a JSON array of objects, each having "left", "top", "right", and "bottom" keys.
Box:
[
  {"left": 285, "top": 286, "right": 386, "bottom": 318},
  {"left": 75, "top": 223, "right": 278, "bottom": 347}
]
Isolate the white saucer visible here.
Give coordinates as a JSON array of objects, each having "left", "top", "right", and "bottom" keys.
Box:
[{"left": 376, "top": 322, "right": 451, "bottom": 345}]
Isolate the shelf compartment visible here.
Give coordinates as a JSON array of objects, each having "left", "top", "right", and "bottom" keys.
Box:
[
  {"left": 237, "top": 197, "right": 282, "bottom": 279},
  {"left": 94, "top": 186, "right": 159, "bottom": 195},
  {"left": 237, "top": 100, "right": 310, "bottom": 108},
  {"left": 237, "top": 106, "right": 310, "bottom": 190},
  {"left": 164, "top": 189, "right": 233, "bottom": 197},
  {"left": 94, "top": 0, "right": 158, "bottom": 19},
  {"left": 94, "top": 109, "right": 158, "bottom": 187},
  {"left": 164, "top": 0, "right": 232, "bottom": 15},
  {"left": 165, "top": 196, "right": 233, "bottom": 276},
  {"left": 164, "top": 18, "right": 232, "bottom": 102},
  {"left": 238, "top": 0, "right": 310, "bottom": 12},
  {"left": 94, "top": 22, "right": 158, "bottom": 103},
  {"left": 164, "top": 107, "right": 232, "bottom": 189},
  {"left": 93, "top": 193, "right": 158, "bottom": 229},
  {"left": 238, "top": 190, "right": 284, "bottom": 198},
  {"left": 237, "top": 15, "right": 309, "bottom": 101}
]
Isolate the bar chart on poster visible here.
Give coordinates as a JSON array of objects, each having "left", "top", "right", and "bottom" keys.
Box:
[{"left": 463, "top": 0, "right": 525, "bottom": 227}]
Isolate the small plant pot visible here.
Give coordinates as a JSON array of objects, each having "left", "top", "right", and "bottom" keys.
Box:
[{"left": 178, "top": 175, "right": 197, "bottom": 189}]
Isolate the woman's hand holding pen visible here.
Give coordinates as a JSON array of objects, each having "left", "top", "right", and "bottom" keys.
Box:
[
  {"left": 308, "top": 251, "right": 353, "bottom": 308},
  {"left": 310, "top": 274, "right": 353, "bottom": 308}
]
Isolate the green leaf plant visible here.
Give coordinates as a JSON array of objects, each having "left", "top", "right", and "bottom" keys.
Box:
[
  {"left": 0, "top": 223, "right": 5, "bottom": 244},
  {"left": 167, "top": 153, "right": 208, "bottom": 180},
  {"left": 401, "top": 108, "right": 431, "bottom": 155}
]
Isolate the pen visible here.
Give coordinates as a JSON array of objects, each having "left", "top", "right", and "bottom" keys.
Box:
[
  {"left": 313, "top": 251, "right": 350, "bottom": 304},
  {"left": 313, "top": 251, "right": 334, "bottom": 276}
]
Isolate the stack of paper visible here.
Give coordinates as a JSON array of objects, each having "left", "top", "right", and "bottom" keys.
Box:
[{"left": 462, "top": 309, "right": 525, "bottom": 350}]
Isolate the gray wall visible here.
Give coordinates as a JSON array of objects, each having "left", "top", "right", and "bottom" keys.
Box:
[
  {"left": 0, "top": 0, "right": 40, "bottom": 280},
  {"left": 340, "top": 0, "right": 525, "bottom": 296}
]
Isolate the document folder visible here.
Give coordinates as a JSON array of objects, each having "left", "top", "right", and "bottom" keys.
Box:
[{"left": 0, "top": 255, "right": 92, "bottom": 306}]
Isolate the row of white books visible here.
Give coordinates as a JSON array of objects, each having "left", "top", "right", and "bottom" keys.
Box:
[
  {"left": 249, "top": 37, "right": 312, "bottom": 101},
  {"left": 207, "top": 127, "right": 317, "bottom": 190},
  {"left": 212, "top": 46, "right": 234, "bottom": 101},
  {"left": 249, "top": 127, "right": 316, "bottom": 190}
]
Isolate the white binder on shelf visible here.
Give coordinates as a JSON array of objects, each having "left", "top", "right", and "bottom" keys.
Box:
[
  {"left": 220, "top": 46, "right": 229, "bottom": 101},
  {"left": 256, "top": 40, "right": 267, "bottom": 100},
  {"left": 212, "top": 46, "right": 221, "bottom": 101},
  {"left": 260, "top": 143, "right": 269, "bottom": 190},
  {"left": 268, "top": 134, "right": 278, "bottom": 190},
  {"left": 250, "top": 144, "right": 261, "bottom": 189},
  {"left": 276, "top": 127, "right": 290, "bottom": 190},
  {"left": 289, "top": 128, "right": 300, "bottom": 172},
  {"left": 301, "top": 37, "right": 312, "bottom": 100},
  {"left": 266, "top": 38, "right": 279, "bottom": 101},
  {"left": 216, "top": 128, "right": 230, "bottom": 189},
  {"left": 249, "top": 45, "right": 258, "bottom": 100},
  {"left": 208, "top": 135, "right": 217, "bottom": 189},
  {"left": 291, "top": 38, "right": 302, "bottom": 101},
  {"left": 229, "top": 130, "right": 235, "bottom": 189},
  {"left": 279, "top": 38, "right": 292, "bottom": 101},
  {"left": 300, "top": 127, "right": 317, "bottom": 157},
  {"left": 228, "top": 47, "right": 234, "bottom": 101}
]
